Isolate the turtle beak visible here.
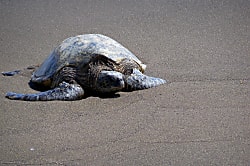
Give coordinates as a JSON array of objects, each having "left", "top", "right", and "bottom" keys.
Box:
[
  {"left": 112, "top": 74, "right": 125, "bottom": 90},
  {"left": 97, "top": 70, "right": 125, "bottom": 93},
  {"left": 118, "top": 77, "right": 125, "bottom": 89}
]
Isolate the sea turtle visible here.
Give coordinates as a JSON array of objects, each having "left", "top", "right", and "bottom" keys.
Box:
[{"left": 3, "top": 34, "right": 166, "bottom": 101}]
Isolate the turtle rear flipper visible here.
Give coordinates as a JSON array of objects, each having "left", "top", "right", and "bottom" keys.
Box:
[
  {"left": 125, "top": 69, "right": 166, "bottom": 91},
  {"left": 2, "top": 70, "right": 21, "bottom": 76},
  {"left": 2, "top": 65, "right": 39, "bottom": 77},
  {"left": 6, "top": 82, "right": 84, "bottom": 101}
]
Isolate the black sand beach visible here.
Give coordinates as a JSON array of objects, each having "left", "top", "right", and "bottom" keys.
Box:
[{"left": 0, "top": 0, "right": 249, "bottom": 165}]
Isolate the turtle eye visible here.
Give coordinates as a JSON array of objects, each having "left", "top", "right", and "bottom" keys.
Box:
[
  {"left": 124, "top": 69, "right": 133, "bottom": 75},
  {"left": 109, "top": 75, "right": 117, "bottom": 82}
]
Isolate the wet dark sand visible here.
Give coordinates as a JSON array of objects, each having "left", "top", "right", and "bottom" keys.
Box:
[{"left": 0, "top": 0, "right": 249, "bottom": 165}]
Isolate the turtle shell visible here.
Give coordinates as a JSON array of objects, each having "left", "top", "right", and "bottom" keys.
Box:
[{"left": 31, "top": 34, "right": 146, "bottom": 86}]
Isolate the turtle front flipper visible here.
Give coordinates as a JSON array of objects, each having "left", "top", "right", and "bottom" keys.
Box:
[
  {"left": 6, "top": 82, "right": 84, "bottom": 101},
  {"left": 125, "top": 69, "right": 166, "bottom": 91}
]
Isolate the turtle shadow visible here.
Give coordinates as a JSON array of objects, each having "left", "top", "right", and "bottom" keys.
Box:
[
  {"left": 28, "top": 81, "right": 51, "bottom": 91},
  {"left": 84, "top": 91, "right": 121, "bottom": 99},
  {"left": 28, "top": 81, "right": 121, "bottom": 99}
]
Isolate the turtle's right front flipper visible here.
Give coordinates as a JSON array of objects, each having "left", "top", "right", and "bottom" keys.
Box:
[{"left": 6, "top": 82, "right": 84, "bottom": 101}]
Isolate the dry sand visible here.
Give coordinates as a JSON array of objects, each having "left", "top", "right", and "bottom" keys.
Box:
[{"left": 0, "top": 0, "right": 249, "bottom": 165}]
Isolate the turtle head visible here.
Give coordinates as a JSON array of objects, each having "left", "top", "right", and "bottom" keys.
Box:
[{"left": 95, "top": 70, "right": 125, "bottom": 93}]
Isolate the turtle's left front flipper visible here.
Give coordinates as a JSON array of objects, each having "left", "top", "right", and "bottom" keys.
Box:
[
  {"left": 6, "top": 82, "right": 84, "bottom": 101},
  {"left": 125, "top": 69, "right": 166, "bottom": 91}
]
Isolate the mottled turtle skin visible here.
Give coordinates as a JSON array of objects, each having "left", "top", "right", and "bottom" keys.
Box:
[{"left": 4, "top": 34, "right": 166, "bottom": 101}]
